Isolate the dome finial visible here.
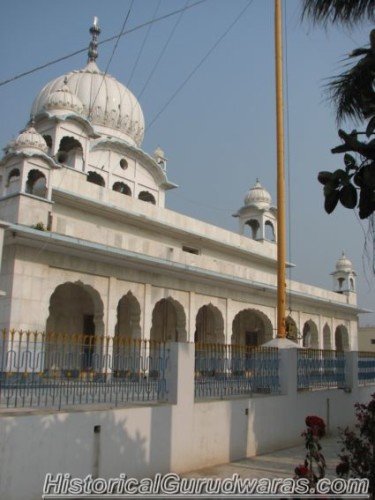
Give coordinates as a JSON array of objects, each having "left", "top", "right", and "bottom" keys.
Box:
[{"left": 88, "top": 16, "right": 101, "bottom": 63}]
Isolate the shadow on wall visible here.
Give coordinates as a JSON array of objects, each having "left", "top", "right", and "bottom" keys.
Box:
[{"left": 0, "top": 404, "right": 173, "bottom": 500}]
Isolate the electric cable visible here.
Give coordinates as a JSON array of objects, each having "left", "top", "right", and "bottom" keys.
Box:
[
  {"left": 0, "top": 0, "right": 208, "bottom": 88},
  {"left": 138, "top": 0, "right": 190, "bottom": 99},
  {"left": 88, "top": 0, "right": 135, "bottom": 117},
  {"left": 127, "top": 0, "right": 162, "bottom": 87},
  {"left": 146, "top": 0, "right": 254, "bottom": 131}
]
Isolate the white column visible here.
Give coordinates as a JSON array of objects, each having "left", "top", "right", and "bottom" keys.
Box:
[{"left": 143, "top": 284, "right": 152, "bottom": 340}]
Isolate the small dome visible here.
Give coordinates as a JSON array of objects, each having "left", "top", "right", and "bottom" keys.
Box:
[
  {"left": 31, "top": 61, "right": 145, "bottom": 147},
  {"left": 244, "top": 180, "right": 272, "bottom": 210},
  {"left": 13, "top": 124, "right": 48, "bottom": 153},
  {"left": 154, "top": 146, "right": 165, "bottom": 159},
  {"left": 336, "top": 252, "right": 353, "bottom": 272},
  {"left": 44, "top": 79, "right": 84, "bottom": 115}
]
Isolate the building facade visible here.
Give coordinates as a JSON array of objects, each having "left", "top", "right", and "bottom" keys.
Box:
[{"left": 0, "top": 21, "right": 362, "bottom": 358}]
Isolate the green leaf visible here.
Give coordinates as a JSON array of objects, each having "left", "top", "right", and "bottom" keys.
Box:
[
  {"left": 324, "top": 190, "right": 340, "bottom": 214},
  {"left": 343, "top": 154, "right": 356, "bottom": 170},
  {"left": 366, "top": 116, "right": 375, "bottom": 138},
  {"left": 339, "top": 184, "right": 357, "bottom": 209},
  {"left": 353, "top": 169, "right": 364, "bottom": 187},
  {"left": 362, "top": 164, "right": 375, "bottom": 188},
  {"left": 317, "top": 171, "right": 333, "bottom": 185},
  {"left": 333, "top": 169, "right": 349, "bottom": 184},
  {"left": 358, "top": 187, "right": 375, "bottom": 219}
]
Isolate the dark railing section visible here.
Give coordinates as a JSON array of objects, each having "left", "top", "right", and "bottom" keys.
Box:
[
  {"left": 358, "top": 351, "right": 375, "bottom": 386},
  {"left": 297, "top": 348, "right": 346, "bottom": 390},
  {"left": 194, "top": 343, "right": 279, "bottom": 399},
  {"left": 0, "top": 330, "right": 168, "bottom": 410}
]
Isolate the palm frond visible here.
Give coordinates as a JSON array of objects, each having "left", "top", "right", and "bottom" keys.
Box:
[
  {"left": 325, "top": 32, "right": 375, "bottom": 123},
  {"left": 302, "top": 0, "right": 375, "bottom": 27}
]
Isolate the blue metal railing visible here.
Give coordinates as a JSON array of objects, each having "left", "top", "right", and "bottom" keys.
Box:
[
  {"left": 297, "top": 348, "right": 346, "bottom": 390},
  {"left": 194, "top": 343, "right": 279, "bottom": 399},
  {"left": 358, "top": 352, "right": 375, "bottom": 385},
  {"left": 0, "top": 330, "right": 169, "bottom": 410}
]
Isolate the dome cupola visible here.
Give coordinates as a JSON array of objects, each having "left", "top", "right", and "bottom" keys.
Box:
[
  {"left": 44, "top": 78, "right": 84, "bottom": 116},
  {"left": 335, "top": 252, "right": 353, "bottom": 272},
  {"left": 30, "top": 18, "right": 145, "bottom": 147},
  {"left": 244, "top": 180, "right": 272, "bottom": 210},
  {"left": 12, "top": 122, "right": 48, "bottom": 154}
]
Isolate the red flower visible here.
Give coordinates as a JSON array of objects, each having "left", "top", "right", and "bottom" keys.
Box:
[
  {"left": 295, "top": 464, "right": 309, "bottom": 477},
  {"left": 306, "top": 415, "right": 326, "bottom": 437}
]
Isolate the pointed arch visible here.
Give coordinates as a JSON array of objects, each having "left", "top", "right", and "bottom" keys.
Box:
[
  {"left": 285, "top": 315, "right": 298, "bottom": 343},
  {"left": 195, "top": 304, "right": 224, "bottom": 344},
  {"left": 335, "top": 325, "right": 349, "bottom": 351},
  {"left": 265, "top": 220, "right": 275, "bottom": 241},
  {"left": 245, "top": 219, "right": 260, "bottom": 239},
  {"left": 302, "top": 320, "right": 319, "bottom": 348},
  {"left": 150, "top": 297, "right": 187, "bottom": 342},
  {"left": 26, "top": 169, "right": 47, "bottom": 197},
  {"left": 45, "top": 281, "right": 104, "bottom": 371},
  {"left": 323, "top": 323, "right": 332, "bottom": 350},
  {"left": 115, "top": 291, "right": 141, "bottom": 340},
  {"left": 232, "top": 308, "right": 273, "bottom": 346}
]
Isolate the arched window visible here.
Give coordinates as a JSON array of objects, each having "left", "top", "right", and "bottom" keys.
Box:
[
  {"left": 245, "top": 219, "right": 260, "bottom": 239},
  {"left": 113, "top": 182, "right": 131, "bottom": 196},
  {"left": 7, "top": 168, "right": 20, "bottom": 186},
  {"left": 265, "top": 221, "right": 276, "bottom": 241},
  {"left": 87, "top": 171, "right": 105, "bottom": 187},
  {"left": 335, "top": 325, "right": 349, "bottom": 352},
  {"left": 285, "top": 316, "right": 298, "bottom": 343},
  {"left": 57, "top": 136, "right": 83, "bottom": 169},
  {"left": 349, "top": 278, "right": 355, "bottom": 291},
  {"left": 138, "top": 191, "right": 156, "bottom": 204},
  {"left": 43, "top": 135, "right": 53, "bottom": 151},
  {"left": 25, "top": 169, "right": 47, "bottom": 198},
  {"left": 302, "top": 320, "right": 319, "bottom": 348}
]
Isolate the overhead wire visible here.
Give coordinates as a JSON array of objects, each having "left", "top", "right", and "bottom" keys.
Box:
[
  {"left": 88, "top": 0, "right": 135, "bottom": 118},
  {"left": 146, "top": 0, "right": 254, "bottom": 131},
  {"left": 127, "top": 0, "right": 162, "bottom": 87},
  {"left": 0, "top": 0, "right": 208, "bottom": 89},
  {"left": 138, "top": 0, "right": 190, "bottom": 99}
]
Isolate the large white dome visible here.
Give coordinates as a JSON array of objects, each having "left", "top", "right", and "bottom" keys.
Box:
[{"left": 31, "top": 61, "right": 145, "bottom": 147}]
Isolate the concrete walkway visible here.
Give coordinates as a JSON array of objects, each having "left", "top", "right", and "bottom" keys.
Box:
[{"left": 184, "top": 436, "right": 342, "bottom": 480}]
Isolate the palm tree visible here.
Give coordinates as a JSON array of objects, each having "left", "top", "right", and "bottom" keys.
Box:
[
  {"left": 301, "top": 0, "right": 375, "bottom": 221},
  {"left": 302, "top": 0, "right": 375, "bottom": 27}
]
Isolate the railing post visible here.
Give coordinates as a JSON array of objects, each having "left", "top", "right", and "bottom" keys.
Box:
[
  {"left": 345, "top": 351, "right": 359, "bottom": 390},
  {"left": 279, "top": 347, "right": 297, "bottom": 395},
  {"left": 165, "top": 342, "right": 195, "bottom": 405}
]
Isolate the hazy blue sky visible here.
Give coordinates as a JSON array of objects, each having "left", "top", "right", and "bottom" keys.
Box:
[{"left": 0, "top": 0, "right": 374, "bottom": 325}]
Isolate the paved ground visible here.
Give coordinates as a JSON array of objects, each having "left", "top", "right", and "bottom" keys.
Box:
[{"left": 184, "top": 436, "right": 342, "bottom": 480}]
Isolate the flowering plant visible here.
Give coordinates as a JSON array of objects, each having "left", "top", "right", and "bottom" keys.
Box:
[
  {"left": 336, "top": 393, "right": 375, "bottom": 499},
  {"left": 294, "top": 415, "right": 326, "bottom": 486}
]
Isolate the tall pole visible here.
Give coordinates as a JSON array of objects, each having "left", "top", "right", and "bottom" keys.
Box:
[{"left": 275, "top": 0, "right": 286, "bottom": 338}]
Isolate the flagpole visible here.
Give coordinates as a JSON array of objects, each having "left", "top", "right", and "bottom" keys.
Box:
[{"left": 275, "top": 0, "right": 286, "bottom": 338}]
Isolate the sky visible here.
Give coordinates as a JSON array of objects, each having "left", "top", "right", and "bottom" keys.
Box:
[{"left": 0, "top": 0, "right": 374, "bottom": 325}]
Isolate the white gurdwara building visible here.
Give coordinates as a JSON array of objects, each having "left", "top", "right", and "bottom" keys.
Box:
[{"left": 0, "top": 21, "right": 361, "bottom": 353}]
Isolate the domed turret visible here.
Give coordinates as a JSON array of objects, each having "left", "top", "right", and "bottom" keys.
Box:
[
  {"left": 12, "top": 123, "right": 48, "bottom": 154},
  {"left": 30, "top": 19, "right": 145, "bottom": 147},
  {"left": 44, "top": 78, "right": 84, "bottom": 116},
  {"left": 331, "top": 251, "right": 356, "bottom": 295},
  {"left": 335, "top": 252, "right": 353, "bottom": 272},
  {"left": 244, "top": 180, "right": 272, "bottom": 210},
  {"left": 234, "top": 179, "right": 276, "bottom": 242}
]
